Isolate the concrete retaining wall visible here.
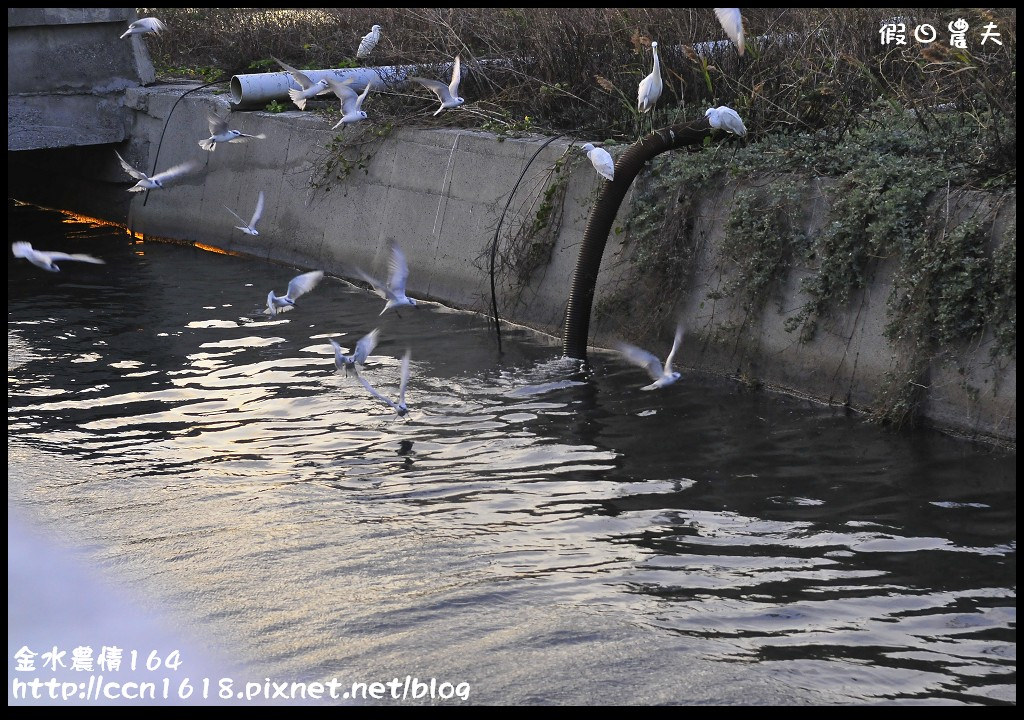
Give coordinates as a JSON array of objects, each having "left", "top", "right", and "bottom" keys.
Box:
[
  {"left": 9, "top": 81, "right": 1016, "bottom": 444},
  {"left": 7, "top": 7, "right": 153, "bottom": 151}
]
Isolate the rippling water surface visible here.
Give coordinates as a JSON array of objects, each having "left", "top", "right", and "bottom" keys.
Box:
[{"left": 8, "top": 202, "right": 1016, "bottom": 705}]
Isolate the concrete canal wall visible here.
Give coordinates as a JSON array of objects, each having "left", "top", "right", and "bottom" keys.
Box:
[{"left": 8, "top": 79, "right": 1016, "bottom": 445}]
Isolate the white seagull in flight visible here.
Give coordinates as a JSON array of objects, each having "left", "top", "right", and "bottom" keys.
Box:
[
  {"left": 265, "top": 270, "right": 324, "bottom": 317},
  {"left": 272, "top": 56, "right": 331, "bottom": 111},
  {"left": 12, "top": 242, "right": 105, "bottom": 273},
  {"left": 409, "top": 55, "right": 465, "bottom": 116},
  {"left": 353, "top": 241, "right": 418, "bottom": 316},
  {"left": 617, "top": 323, "right": 685, "bottom": 391},
  {"left": 224, "top": 190, "right": 265, "bottom": 236},
  {"left": 120, "top": 17, "right": 166, "bottom": 39},
  {"left": 329, "top": 328, "right": 380, "bottom": 375},
  {"left": 325, "top": 77, "right": 371, "bottom": 128},
  {"left": 115, "top": 151, "right": 198, "bottom": 192},
  {"left": 199, "top": 112, "right": 267, "bottom": 151},
  {"left": 357, "top": 349, "right": 412, "bottom": 417}
]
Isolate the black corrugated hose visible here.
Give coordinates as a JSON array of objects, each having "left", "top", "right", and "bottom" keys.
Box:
[{"left": 562, "top": 121, "right": 711, "bottom": 359}]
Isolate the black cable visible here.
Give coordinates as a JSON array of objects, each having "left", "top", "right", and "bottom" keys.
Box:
[
  {"left": 488, "top": 132, "right": 566, "bottom": 355},
  {"left": 142, "top": 79, "right": 225, "bottom": 207}
]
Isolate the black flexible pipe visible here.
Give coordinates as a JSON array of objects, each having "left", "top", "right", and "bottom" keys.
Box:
[{"left": 562, "top": 121, "right": 712, "bottom": 359}]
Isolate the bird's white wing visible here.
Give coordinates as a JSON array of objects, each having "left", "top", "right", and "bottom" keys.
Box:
[
  {"left": 272, "top": 56, "right": 315, "bottom": 90},
  {"left": 448, "top": 55, "right": 462, "bottom": 97},
  {"left": 352, "top": 266, "right": 388, "bottom": 300},
  {"left": 714, "top": 8, "right": 745, "bottom": 56},
  {"left": 250, "top": 191, "right": 265, "bottom": 228},
  {"left": 326, "top": 77, "right": 360, "bottom": 114},
  {"left": 357, "top": 372, "right": 399, "bottom": 412},
  {"left": 286, "top": 270, "right": 324, "bottom": 301},
  {"left": 136, "top": 17, "right": 166, "bottom": 34},
  {"left": 11, "top": 242, "right": 34, "bottom": 259},
  {"left": 409, "top": 76, "right": 453, "bottom": 103},
  {"left": 387, "top": 242, "right": 410, "bottom": 295},
  {"left": 354, "top": 329, "right": 381, "bottom": 364},
  {"left": 617, "top": 342, "right": 664, "bottom": 382},
  {"left": 398, "top": 349, "right": 411, "bottom": 407},
  {"left": 39, "top": 251, "right": 105, "bottom": 265},
  {"left": 149, "top": 160, "right": 199, "bottom": 184},
  {"left": 223, "top": 203, "right": 248, "bottom": 226},
  {"left": 589, "top": 148, "right": 615, "bottom": 181},
  {"left": 354, "top": 82, "right": 371, "bottom": 112},
  {"left": 329, "top": 339, "right": 347, "bottom": 364},
  {"left": 114, "top": 151, "right": 147, "bottom": 181},
  {"left": 207, "top": 114, "right": 228, "bottom": 135},
  {"left": 720, "top": 107, "right": 747, "bottom": 136},
  {"left": 664, "top": 324, "right": 684, "bottom": 375}
]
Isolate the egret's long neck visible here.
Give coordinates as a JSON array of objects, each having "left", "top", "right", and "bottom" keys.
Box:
[{"left": 652, "top": 46, "right": 661, "bottom": 75}]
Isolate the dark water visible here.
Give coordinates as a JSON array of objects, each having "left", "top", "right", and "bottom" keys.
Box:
[{"left": 8, "top": 201, "right": 1016, "bottom": 705}]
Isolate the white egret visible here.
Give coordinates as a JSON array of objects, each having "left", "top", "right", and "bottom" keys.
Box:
[
  {"left": 637, "top": 41, "right": 663, "bottom": 114},
  {"left": 581, "top": 143, "right": 614, "bottom": 182},
  {"left": 357, "top": 25, "right": 382, "bottom": 58},
  {"left": 705, "top": 106, "right": 747, "bottom": 136}
]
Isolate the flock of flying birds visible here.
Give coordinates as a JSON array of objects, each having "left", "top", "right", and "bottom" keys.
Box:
[{"left": 13, "top": 9, "right": 752, "bottom": 412}]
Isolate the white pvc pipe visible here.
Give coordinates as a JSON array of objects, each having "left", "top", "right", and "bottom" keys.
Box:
[{"left": 229, "top": 62, "right": 457, "bottom": 109}]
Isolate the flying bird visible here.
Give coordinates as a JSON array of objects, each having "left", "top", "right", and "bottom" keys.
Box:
[
  {"left": 357, "top": 349, "right": 411, "bottom": 417},
  {"left": 581, "top": 143, "right": 614, "bottom": 182},
  {"left": 224, "top": 190, "right": 265, "bottom": 236},
  {"left": 638, "top": 41, "right": 663, "bottom": 114},
  {"left": 12, "top": 242, "right": 105, "bottom": 273},
  {"left": 324, "top": 77, "right": 371, "bottom": 128},
  {"left": 352, "top": 241, "right": 418, "bottom": 316},
  {"left": 409, "top": 55, "right": 465, "bottom": 116},
  {"left": 357, "top": 25, "right": 382, "bottom": 58},
  {"left": 199, "top": 112, "right": 266, "bottom": 151},
  {"left": 265, "top": 270, "right": 324, "bottom": 317},
  {"left": 119, "top": 17, "right": 166, "bottom": 39},
  {"left": 115, "top": 151, "right": 198, "bottom": 192},
  {"left": 714, "top": 8, "right": 745, "bottom": 56},
  {"left": 271, "top": 56, "right": 331, "bottom": 111},
  {"left": 705, "top": 106, "right": 747, "bottom": 136},
  {"left": 329, "top": 328, "right": 380, "bottom": 375},
  {"left": 617, "top": 323, "right": 684, "bottom": 391}
]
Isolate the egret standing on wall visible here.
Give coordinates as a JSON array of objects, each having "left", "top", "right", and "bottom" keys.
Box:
[{"left": 638, "top": 40, "right": 663, "bottom": 134}]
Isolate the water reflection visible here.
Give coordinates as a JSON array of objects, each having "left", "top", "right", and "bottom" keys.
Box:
[{"left": 8, "top": 201, "right": 1016, "bottom": 705}]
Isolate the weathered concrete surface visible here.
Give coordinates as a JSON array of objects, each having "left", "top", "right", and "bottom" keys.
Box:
[
  {"left": 8, "top": 82, "right": 1016, "bottom": 445},
  {"left": 7, "top": 7, "right": 154, "bottom": 151}
]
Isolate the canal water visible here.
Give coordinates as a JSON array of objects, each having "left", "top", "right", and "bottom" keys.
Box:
[{"left": 8, "top": 201, "right": 1016, "bottom": 705}]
